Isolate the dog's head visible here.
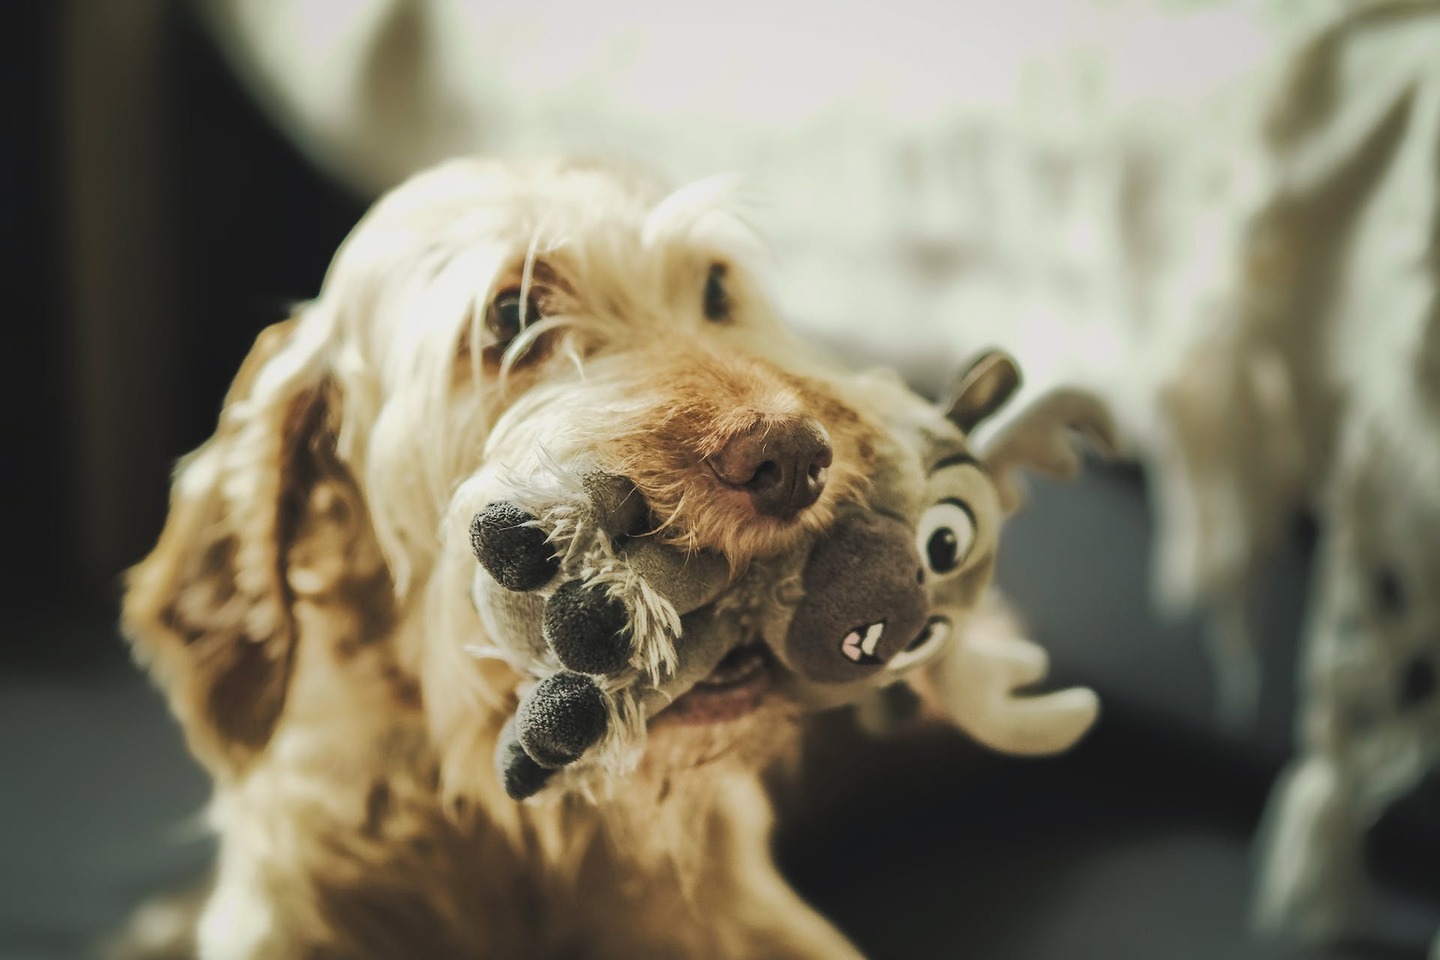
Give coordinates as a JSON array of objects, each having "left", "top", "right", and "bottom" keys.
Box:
[{"left": 124, "top": 159, "right": 891, "bottom": 817}]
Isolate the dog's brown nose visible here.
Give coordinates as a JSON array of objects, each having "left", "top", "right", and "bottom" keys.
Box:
[{"left": 709, "top": 417, "right": 833, "bottom": 518}]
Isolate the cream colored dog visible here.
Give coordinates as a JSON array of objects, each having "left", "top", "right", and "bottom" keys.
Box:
[{"left": 120, "top": 158, "right": 1103, "bottom": 960}]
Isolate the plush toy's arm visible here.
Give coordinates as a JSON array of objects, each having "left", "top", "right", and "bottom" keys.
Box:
[
  {"left": 463, "top": 465, "right": 736, "bottom": 798},
  {"left": 467, "top": 468, "right": 729, "bottom": 678},
  {"left": 919, "top": 594, "right": 1099, "bottom": 755}
]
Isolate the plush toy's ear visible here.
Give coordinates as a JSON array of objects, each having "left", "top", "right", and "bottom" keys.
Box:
[
  {"left": 944, "top": 350, "right": 1023, "bottom": 434},
  {"left": 981, "top": 388, "right": 1117, "bottom": 512},
  {"left": 122, "top": 316, "right": 367, "bottom": 776}
]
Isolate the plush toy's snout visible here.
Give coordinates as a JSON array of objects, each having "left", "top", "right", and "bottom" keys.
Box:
[{"left": 783, "top": 511, "right": 929, "bottom": 683}]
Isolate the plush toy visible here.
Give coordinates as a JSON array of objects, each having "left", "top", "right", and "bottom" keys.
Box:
[{"left": 468, "top": 351, "right": 1115, "bottom": 799}]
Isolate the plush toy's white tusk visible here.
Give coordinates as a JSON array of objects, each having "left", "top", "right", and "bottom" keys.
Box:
[
  {"left": 965, "top": 686, "right": 1100, "bottom": 756},
  {"left": 932, "top": 628, "right": 1100, "bottom": 756},
  {"left": 968, "top": 632, "right": 1052, "bottom": 685}
]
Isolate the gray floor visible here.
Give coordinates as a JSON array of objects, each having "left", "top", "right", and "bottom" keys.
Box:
[
  {"left": 0, "top": 623, "right": 212, "bottom": 960},
  {"left": 785, "top": 715, "right": 1440, "bottom": 960}
]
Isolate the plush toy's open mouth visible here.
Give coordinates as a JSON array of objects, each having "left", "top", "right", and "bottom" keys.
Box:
[
  {"left": 840, "top": 620, "right": 886, "bottom": 664},
  {"left": 659, "top": 643, "right": 774, "bottom": 725}
]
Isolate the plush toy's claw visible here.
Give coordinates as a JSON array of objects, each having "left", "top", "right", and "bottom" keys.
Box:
[
  {"left": 495, "top": 718, "right": 556, "bottom": 800},
  {"left": 543, "top": 580, "right": 632, "bottom": 676},
  {"left": 516, "top": 672, "right": 609, "bottom": 768},
  {"left": 471, "top": 501, "right": 559, "bottom": 592}
]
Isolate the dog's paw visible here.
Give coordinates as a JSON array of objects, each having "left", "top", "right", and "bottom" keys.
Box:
[
  {"left": 470, "top": 500, "right": 561, "bottom": 592},
  {"left": 515, "top": 671, "right": 611, "bottom": 769}
]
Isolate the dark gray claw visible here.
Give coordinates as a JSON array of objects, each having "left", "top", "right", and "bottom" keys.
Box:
[
  {"left": 471, "top": 501, "right": 560, "bottom": 592},
  {"left": 516, "top": 672, "right": 609, "bottom": 768},
  {"left": 495, "top": 718, "right": 556, "bottom": 800},
  {"left": 543, "top": 579, "right": 632, "bottom": 675}
]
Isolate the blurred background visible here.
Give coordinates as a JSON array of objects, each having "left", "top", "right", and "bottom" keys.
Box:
[{"left": 4, "top": 1, "right": 1439, "bottom": 957}]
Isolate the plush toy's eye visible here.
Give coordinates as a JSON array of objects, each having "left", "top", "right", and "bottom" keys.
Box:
[
  {"left": 703, "top": 263, "right": 730, "bottom": 322},
  {"left": 916, "top": 499, "right": 976, "bottom": 576},
  {"left": 888, "top": 617, "right": 951, "bottom": 672},
  {"left": 487, "top": 286, "right": 543, "bottom": 345}
]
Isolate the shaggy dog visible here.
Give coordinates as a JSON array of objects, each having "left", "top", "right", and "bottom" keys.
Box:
[{"left": 120, "top": 158, "right": 1098, "bottom": 959}]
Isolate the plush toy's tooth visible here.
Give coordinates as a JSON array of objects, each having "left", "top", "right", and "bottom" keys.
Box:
[
  {"left": 516, "top": 672, "right": 610, "bottom": 768},
  {"left": 838, "top": 623, "right": 885, "bottom": 665},
  {"left": 471, "top": 501, "right": 560, "bottom": 592},
  {"left": 495, "top": 718, "right": 556, "bottom": 800},
  {"left": 860, "top": 622, "right": 885, "bottom": 657},
  {"left": 543, "top": 580, "right": 632, "bottom": 676}
]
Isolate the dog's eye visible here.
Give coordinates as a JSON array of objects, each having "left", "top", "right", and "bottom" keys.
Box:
[
  {"left": 487, "top": 287, "right": 542, "bottom": 344},
  {"left": 915, "top": 499, "right": 976, "bottom": 577},
  {"left": 703, "top": 263, "right": 730, "bottom": 322}
]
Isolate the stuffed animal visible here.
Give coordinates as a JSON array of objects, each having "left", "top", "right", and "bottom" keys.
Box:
[{"left": 468, "top": 351, "right": 1115, "bottom": 799}]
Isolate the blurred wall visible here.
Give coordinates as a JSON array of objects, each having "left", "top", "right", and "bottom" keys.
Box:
[
  {"left": 4, "top": 1, "right": 366, "bottom": 631},
  {"left": 2, "top": 4, "right": 69, "bottom": 617}
]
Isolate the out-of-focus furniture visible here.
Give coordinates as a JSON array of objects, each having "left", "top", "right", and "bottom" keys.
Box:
[
  {"left": 63, "top": 0, "right": 180, "bottom": 593},
  {"left": 60, "top": 0, "right": 363, "bottom": 595}
]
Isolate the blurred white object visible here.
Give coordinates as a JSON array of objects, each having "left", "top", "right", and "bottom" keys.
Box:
[
  {"left": 1049, "top": 0, "right": 1440, "bottom": 949},
  {"left": 1254, "top": 394, "right": 1440, "bottom": 945},
  {"left": 201, "top": 0, "right": 1295, "bottom": 422},
  {"left": 1219, "top": 3, "right": 1440, "bottom": 949},
  {"left": 1147, "top": 0, "right": 1440, "bottom": 716}
]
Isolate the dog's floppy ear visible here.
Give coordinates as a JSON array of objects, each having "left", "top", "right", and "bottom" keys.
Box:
[
  {"left": 982, "top": 389, "right": 1117, "bottom": 513},
  {"left": 944, "top": 350, "right": 1022, "bottom": 434},
  {"left": 123, "top": 317, "right": 348, "bottom": 775}
]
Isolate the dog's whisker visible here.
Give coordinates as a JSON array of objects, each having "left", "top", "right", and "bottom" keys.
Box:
[
  {"left": 519, "top": 228, "right": 544, "bottom": 329},
  {"left": 562, "top": 336, "right": 586, "bottom": 379}
]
